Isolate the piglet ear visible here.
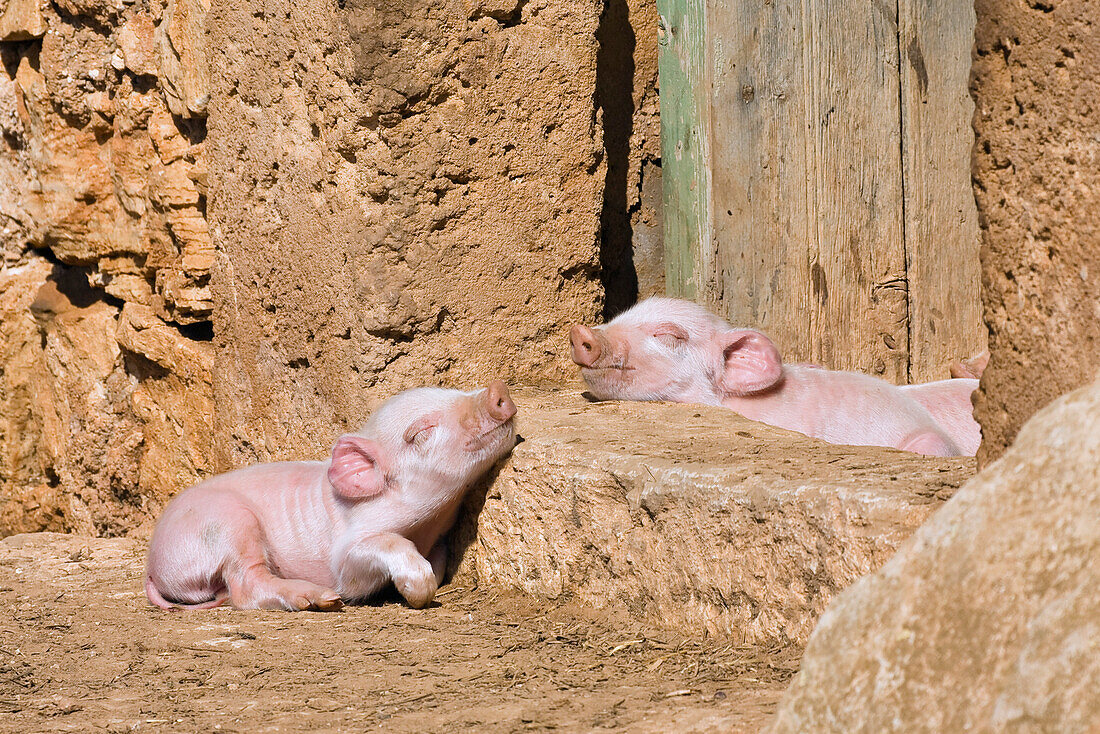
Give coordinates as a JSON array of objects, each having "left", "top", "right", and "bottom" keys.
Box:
[
  {"left": 715, "top": 329, "right": 783, "bottom": 395},
  {"left": 328, "top": 435, "right": 388, "bottom": 500}
]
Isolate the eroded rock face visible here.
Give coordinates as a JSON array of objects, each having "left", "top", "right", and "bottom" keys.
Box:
[
  {"left": 0, "top": 0, "right": 46, "bottom": 41},
  {"left": 207, "top": 0, "right": 609, "bottom": 466},
  {"left": 0, "top": 0, "right": 215, "bottom": 535},
  {"left": 0, "top": 256, "right": 214, "bottom": 535},
  {"left": 2, "top": 4, "right": 211, "bottom": 324},
  {"left": 971, "top": 0, "right": 1100, "bottom": 464},
  {"left": 771, "top": 376, "right": 1100, "bottom": 732},
  {"left": 454, "top": 390, "right": 974, "bottom": 644}
]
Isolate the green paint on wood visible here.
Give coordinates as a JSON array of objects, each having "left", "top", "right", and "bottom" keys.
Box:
[
  {"left": 655, "top": 0, "right": 709, "bottom": 301},
  {"left": 653, "top": 0, "right": 980, "bottom": 384}
]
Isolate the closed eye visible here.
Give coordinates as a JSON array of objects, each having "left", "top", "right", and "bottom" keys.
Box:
[
  {"left": 403, "top": 422, "right": 435, "bottom": 446},
  {"left": 652, "top": 323, "right": 689, "bottom": 348},
  {"left": 654, "top": 334, "right": 681, "bottom": 348}
]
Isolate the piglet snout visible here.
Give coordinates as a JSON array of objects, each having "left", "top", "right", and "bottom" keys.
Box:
[
  {"left": 485, "top": 380, "right": 517, "bottom": 423},
  {"left": 570, "top": 325, "right": 602, "bottom": 367}
]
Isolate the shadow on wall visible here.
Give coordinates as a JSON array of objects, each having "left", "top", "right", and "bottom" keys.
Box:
[
  {"left": 596, "top": 0, "right": 639, "bottom": 319},
  {"left": 445, "top": 451, "right": 511, "bottom": 582}
]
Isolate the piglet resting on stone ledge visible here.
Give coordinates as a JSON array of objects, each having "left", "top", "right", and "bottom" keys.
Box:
[
  {"left": 571, "top": 298, "right": 979, "bottom": 457},
  {"left": 145, "top": 383, "right": 518, "bottom": 611}
]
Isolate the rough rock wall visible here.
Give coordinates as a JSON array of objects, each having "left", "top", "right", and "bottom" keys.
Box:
[
  {"left": 971, "top": 0, "right": 1100, "bottom": 464},
  {"left": 207, "top": 0, "right": 611, "bottom": 465},
  {"left": 771, "top": 375, "right": 1100, "bottom": 733},
  {"left": 456, "top": 389, "right": 972, "bottom": 645},
  {"left": 0, "top": 0, "right": 214, "bottom": 534},
  {"left": 1, "top": 0, "right": 211, "bottom": 318},
  {"left": 0, "top": 0, "right": 662, "bottom": 531}
]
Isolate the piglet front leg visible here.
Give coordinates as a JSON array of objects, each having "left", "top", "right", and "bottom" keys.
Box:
[
  {"left": 427, "top": 542, "right": 448, "bottom": 587},
  {"left": 334, "top": 533, "right": 439, "bottom": 609}
]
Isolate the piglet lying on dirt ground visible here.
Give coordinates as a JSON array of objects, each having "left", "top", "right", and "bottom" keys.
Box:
[
  {"left": 145, "top": 383, "right": 518, "bottom": 611},
  {"left": 570, "top": 298, "right": 978, "bottom": 457}
]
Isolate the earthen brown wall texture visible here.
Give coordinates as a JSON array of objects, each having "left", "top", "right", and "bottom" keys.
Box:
[
  {"left": 0, "top": 0, "right": 215, "bottom": 535},
  {"left": 0, "top": 0, "right": 662, "bottom": 531},
  {"left": 971, "top": 0, "right": 1100, "bottom": 464},
  {"left": 206, "top": 0, "right": 661, "bottom": 466},
  {"left": 207, "top": 0, "right": 609, "bottom": 465}
]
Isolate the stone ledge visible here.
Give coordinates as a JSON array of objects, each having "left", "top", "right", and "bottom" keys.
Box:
[{"left": 457, "top": 388, "right": 975, "bottom": 646}]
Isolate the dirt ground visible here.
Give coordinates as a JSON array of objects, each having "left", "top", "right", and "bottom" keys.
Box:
[{"left": 0, "top": 533, "right": 799, "bottom": 733}]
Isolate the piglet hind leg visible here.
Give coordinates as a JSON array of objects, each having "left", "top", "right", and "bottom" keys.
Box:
[
  {"left": 898, "top": 430, "right": 962, "bottom": 458},
  {"left": 335, "top": 533, "right": 438, "bottom": 609},
  {"left": 228, "top": 564, "right": 344, "bottom": 612},
  {"left": 222, "top": 515, "right": 343, "bottom": 612}
]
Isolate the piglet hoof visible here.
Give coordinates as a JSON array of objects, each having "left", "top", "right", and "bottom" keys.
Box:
[
  {"left": 393, "top": 564, "right": 438, "bottom": 609},
  {"left": 310, "top": 589, "right": 345, "bottom": 612},
  {"left": 288, "top": 584, "right": 344, "bottom": 612}
]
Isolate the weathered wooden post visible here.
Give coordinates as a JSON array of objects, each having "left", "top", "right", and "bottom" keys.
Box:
[{"left": 656, "top": 0, "right": 983, "bottom": 383}]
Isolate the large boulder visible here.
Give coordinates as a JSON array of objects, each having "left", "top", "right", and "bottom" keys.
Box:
[
  {"left": 772, "top": 376, "right": 1100, "bottom": 731},
  {"left": 458, "top": 389, "right": 974, "bottom": 645}
]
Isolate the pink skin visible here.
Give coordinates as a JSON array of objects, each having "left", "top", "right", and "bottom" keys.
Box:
[
  {"left": 899, "top": 378, "right": 981, "bottom": 455},
  {"left": 145, "top": 382, "right": 518, "bottom": 611},
  {"left": 570, "top": 298, "right": 970, "bottom": 457}
]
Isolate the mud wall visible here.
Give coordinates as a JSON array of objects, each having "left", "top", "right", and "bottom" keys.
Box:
[
  {"left": 0, "top": 0, "right": 662, "bottom": 532},
  {"left": 207, "top": 0, "right": 608, "bottom": 465},
  {"left": 971, "top": 0, "right": 1100, "bottom": 464},
  {"left": 206, "top": 0, "right": 664, "bottom": 466}
]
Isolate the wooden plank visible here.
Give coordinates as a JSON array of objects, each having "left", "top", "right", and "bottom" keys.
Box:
[
  {"left": 657, "top": 0, "right": 982, "bottom": 383},
  {"left": 706, "top": 0, "right": 909, "bottom": 383},
  {"left": 655, "top": 0, "right": 711, "bottom": 301},
  {"left": 900, "top": 0, "right": 985, "bottom": 382}
]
